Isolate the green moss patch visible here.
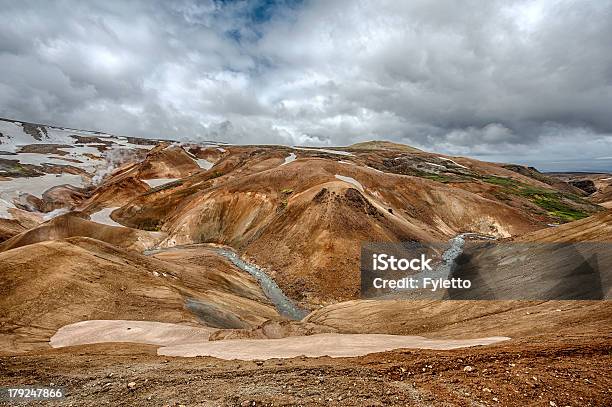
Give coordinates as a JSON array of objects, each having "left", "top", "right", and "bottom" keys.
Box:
[
  {"left": 480, "top": 176, "right": 591, "bottom": 222},
  {"left": 422, "top": 174, "right": 454, "bottom": 183}
]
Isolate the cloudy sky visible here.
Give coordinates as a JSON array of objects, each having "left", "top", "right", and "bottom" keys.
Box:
[{"left": 1, "top": 0, "right": 611, "bottom": 171}]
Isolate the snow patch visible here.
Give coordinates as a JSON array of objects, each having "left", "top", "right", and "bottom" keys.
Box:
[
  {"left": 293, "top": 147, "right": 353, "bottom": 156},
  {"left": 90, "top": 207, "right": 124, "bottom": 227},
  {"left": 367, "top": 166, "right": 384, "bottom": 173},
  {"left": 12, "top": 148, "right": 102, "bottom": 172},
  {"left": 103, "top": 135, "right": 156, "bottom": 150},
  {"left": 42, "top": 208, "right": 70, "bottom": 221},
  {"left": 438, "top": 157, "right": 468, "bottom": 169},
  {"left": 281, "top": 153, "right": 296, "bottom": 166},
  {"left": 12, "top": 153, "right": 75, "bottom": 167},
  {"left": 158, "top": 333, "right": 511, "bottom": 359},
  {"left": 50, "top": 320, "right": 216, "bottom": 348},
  {"left": 0, "top": 173, "right": 85, "bottom": 219},
  {"left": 143, "top": 178, "right": 180, "bottom": 188},
  {"left": 181, "top": 146, "right": 214, "bottom": 170},
  {"left": 335, "top": 174, "right": 364, "bottom": 191},
  {"left": 196, "top": 159, "right": 213, "bottom": 170}
]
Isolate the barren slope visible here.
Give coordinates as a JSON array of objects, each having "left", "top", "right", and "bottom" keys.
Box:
[
  {"left": 0, "top": 238, "right": 279, "bottom": 353},
  {"left": 511, "top": 209, "right": 612, "bottom": 243},
  {"left": 110, "top": 147, "right": 561, "bottom": 305},
  {"left": 0, "top": 212, "right": 164, "bottom": 252},
  {"left": 304, "top": 209, "right": 611, "bottom": 337}
]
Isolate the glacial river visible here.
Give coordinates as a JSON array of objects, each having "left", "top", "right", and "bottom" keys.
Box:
[
  {"left": 375, "top": 232, "right": 497, "bottom": 299},
  {"left": 146, "top": 233, "right": 493, "bottom": 319},
  {"left": 144, "top": 245, "right": 308, "bottom": 320},
  {"left": 426, "top": 232, "right": 496, "bottom": 280},
  {"left": 214, "top": 248, "right": 309, "bottom": 320}
]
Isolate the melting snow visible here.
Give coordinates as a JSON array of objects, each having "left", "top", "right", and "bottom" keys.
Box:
[
  {"left": 0, "top": 197, "right": 16, "bottom": 219},
  {"left": 158, "top": 333, "right": 511, "bottom": 359},
  {"left": 335, "top": 174, "right": 364, "bottom": 191},
  {"left": 281, "top": 153, "right": 296, "bottom": 166},
  {"left": 143, "top": 178, "right": 180, "bottom": 188},
  {"left": 182, "top": 146, "right": 214, "bottom": 170},
  {"left": 196, "top": 159, "right": 213, "bottom": 170},
  {"left": 438, "top": 157, "right": 468, "bottom": 169},
  {"left": 102, "top": 135, "right": 156, "bottom": 150},
  {"left": 50, "top": 320, "right": 216, "bottom": 348},
  {"left": 293, "top": 147, "right": 353, "bottom": 156},
  {"left": 367, "top": 166, "right": 384, "bottom": 173},
  {"left": 0, "top": 121, "right": 44, "bottom": 152},
  {"left": 0, "top": 119, "right": 156, "bottom": 156},
  {"left": 90, "top": 207, "right": 124, "bottom": 227},
  {"left": 42, "top": 208, "right": 70, "bottom": 221},
  {"left": 11, "top": 147, "right": 102, "bottom": 172},
  {"left": 0, "top": 173, "right": 85, "bottom": 219},
  {"left": 12, "top": 153, "right": 75, "bottom": 167}
]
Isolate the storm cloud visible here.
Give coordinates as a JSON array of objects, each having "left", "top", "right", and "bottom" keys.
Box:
[{"left": 1, "top": 0, "right": 611, "bottom": 170}]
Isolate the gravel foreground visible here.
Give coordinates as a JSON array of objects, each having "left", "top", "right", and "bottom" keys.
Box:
[{"left": 1, "top": 335, "right": 610, "bottom": 406}]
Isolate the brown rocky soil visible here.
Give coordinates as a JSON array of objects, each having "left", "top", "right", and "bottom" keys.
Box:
[
  {"left": 0, "top": 334, "right": 610, "bottom": 406},
  {"left": 0, "top": 218, "right": 25, "bottom": 242},
  {"left": 548, "top": 172, "right": 612, "bottom": 208}
]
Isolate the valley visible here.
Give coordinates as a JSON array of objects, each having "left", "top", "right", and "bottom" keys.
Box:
[{"left": 0, "top": 118, "right": 610, "bottom": 406}]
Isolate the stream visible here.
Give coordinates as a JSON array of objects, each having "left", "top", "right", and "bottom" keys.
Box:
[
  {"left": 144, "top": 245, "right": 308, "bottom": 320},
  {"left": 427, "top": 232, "right": 496, "bottom": 280},
  {"left": 145, "top": 233, "right": 493, "bottom": 319},
  {"left": 382, "top": 232, "right": 496, "bottom": 298},
  {"left": 216, "top": 233, "right": 495, "bottom": 309},
  {"left": 215, "top": 249, "right": 309, "bottom": 320}
]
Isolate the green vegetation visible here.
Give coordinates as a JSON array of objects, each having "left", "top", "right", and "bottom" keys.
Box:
[
  {"left": 138, "top": 220, "right": 162, "bottom": 231},
  {"left": 480, "top": 176, "right": 590, "bottom": 222},
  {"left": 530, "top": 194, "right": 589, "bottom": 222},
  {"left": 422, "top": 174, "right": 453, "bottom": 183},
  {"left": 277, "top": 188, "right": 293, "bottom": 209},
  {"left": 481, "top": 176, "right": 519, "bottom": 187},
  {"left": 0, "top": 159, "right": 43, "bottom": 178}
]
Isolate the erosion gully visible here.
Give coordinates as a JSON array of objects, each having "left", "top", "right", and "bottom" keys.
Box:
[{"left": 144, "top": 245, "right": 308, "bottom": 320}]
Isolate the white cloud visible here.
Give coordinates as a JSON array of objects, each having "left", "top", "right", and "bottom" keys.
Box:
[{"left": 0, "top": 0, "right": 610, "bottom": 170}]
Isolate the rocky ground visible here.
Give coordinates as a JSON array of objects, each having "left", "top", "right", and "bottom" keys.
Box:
[
  {"left": 547, "top": 172, "right": 612, "bottom": 209},
  {"left": 1, "top": 334, "right": 610, "bottom": 406}
]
